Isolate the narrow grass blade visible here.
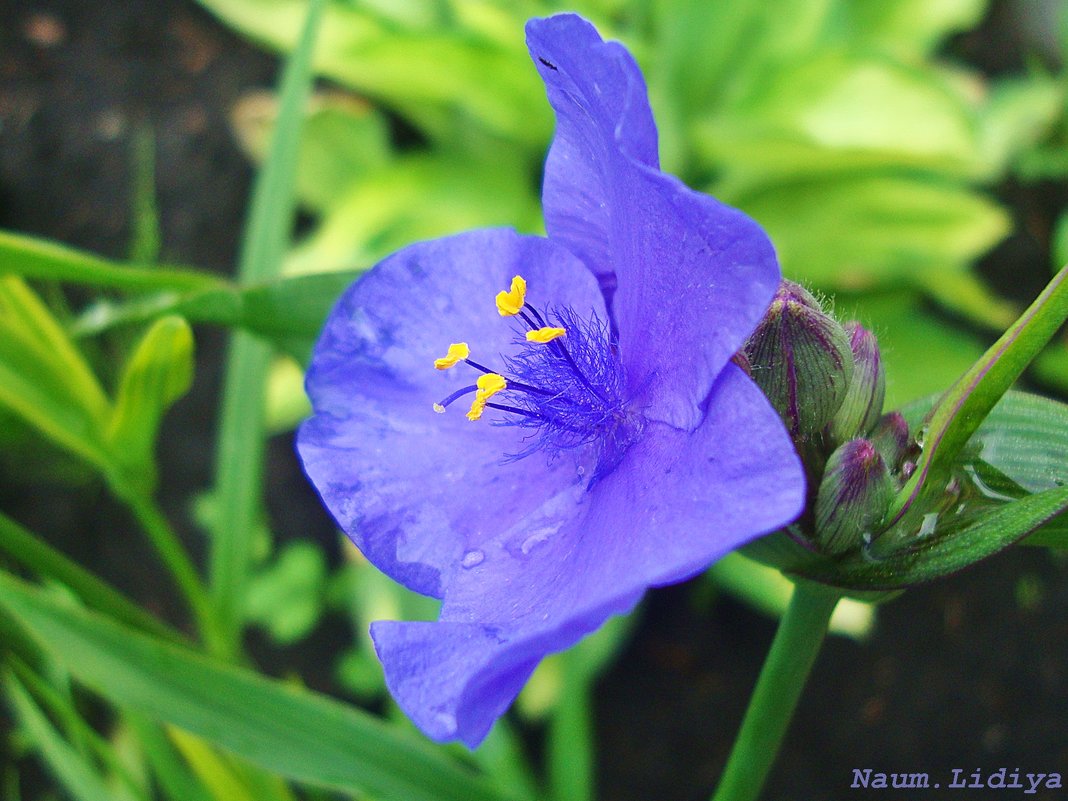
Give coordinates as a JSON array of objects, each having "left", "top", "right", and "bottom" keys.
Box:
[
  {"left": 886, "top": 264, "right": 1068, "bottom": 527},
  {"left": 0, "top": 573, "right": 512, "bottom": 801},
  {"left": 107, "top": 316, "right": 195, "bottom": 495},
  {"left": 208, "top": 0, "right": 328, "bottom": 654},
  {"left": 0, "top": 229, "right": 220, "bottom": 292},
  {"left": 129, "top": 124, "right": 162, "bottom": 265},
  {"left": 0, "top": 513, "right": 178, "bottom": 641},
  {"left": 5, "top": 671, "right": 119, "bottom": 801},
  {"left": 124, "top": 715, "right": 216, "bottom": 801}
]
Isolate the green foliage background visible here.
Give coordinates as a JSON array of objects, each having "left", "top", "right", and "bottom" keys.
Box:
[{"left": 1, "top": 1, "right": 1066, "bottom": 800}]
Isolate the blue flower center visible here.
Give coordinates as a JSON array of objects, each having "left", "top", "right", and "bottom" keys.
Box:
[{"left": 432, "top": 275, "right": 641, "bottom": 475}]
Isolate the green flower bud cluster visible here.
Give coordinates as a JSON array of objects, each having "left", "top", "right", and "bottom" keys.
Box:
[{"left": 744, "top": 281, "right": 911, "bottom": 557}]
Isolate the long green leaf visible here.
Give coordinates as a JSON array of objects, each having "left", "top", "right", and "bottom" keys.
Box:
[
  {"left": 129, "top": 124, "right": 163, "bottom": 265},
  {"left": 899, "top": 391, "right": 1068, "bottom": 548},
  {"left": 5, "top": 671, "right": 118, "bottom": 801},
  {"left": 74, "top": 271, "right": 357, "bottom": 366},
  {"left": 0, "top": 229, "right": 220, "bottom": 292},
  {"left": 0, "top": 277, "right": 113, "bottom": 471},
  {"left": 0, "top": 573, "right": 511, "bottom": 801},
  {"left": 0, "top": 512, "right": 177, "bottom": 642},
  {"left": 107, "top": 316, "right": 195, "bottom": 495},
  {"left": 209, "top": 0, "right": 327, "bottom": 654},
  {"left": 886, "top": 264, "right": 1068, "bottom": 528},
  {"left": 124, "top": 715, "right": 217, "bottom": 801},
  {"left": 10, "top": 660, "right": 150, "bottom": 801},
  {"left": 796, "top": 485, "right": 1068, "bottom": 590}
]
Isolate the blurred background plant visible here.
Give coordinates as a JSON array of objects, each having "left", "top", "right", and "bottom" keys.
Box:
[{"left": 0, "top": 1, "right": 1066, "bottom": 800}]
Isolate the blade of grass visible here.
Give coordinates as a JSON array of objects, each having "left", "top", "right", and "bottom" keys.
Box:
[
  {"left": 547, "top": 655, "right": 594, "bottom": 801},
  {"left": 0, "top": 573, "right": 513, "bottom": 801},
  {"left": 4, "top": 670, "right": 120, "bottom": 801},
  {"left": 470, "top": 720, "right": 539, "bottom": 801},
  {"left": 112, "top": 488, "right": 222, "bottom": 652},
  {"left": 885, "top": 263, "right": 1068, "bottom": 530},
  {"left": 0, "top": 512, "right": 178, "bottom": 642},
  {"left": 208, "top": 0, "right": 327, "bottom": 656},
  {"left": 9, "top": 660, "right": 150, "bottom": 801},
  {"left": 124, "top": 715, "right": 217, "bottom": 801},
  {"left": 0, "top": 230, "right": 221, "bottom": 292},
  {"left": 168, "top": 728, "right": 262, "bottom": 801},
  {"left": 129, "top": 124, "right": 162, "bottom": 265}
]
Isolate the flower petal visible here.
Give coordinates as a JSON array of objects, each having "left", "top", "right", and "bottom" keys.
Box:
[
  {"left": 297, "top": 228, "right": 606, "bottom": 597},
  {"left": 373, "top": 364, "right": 805, "bottom": 745},
  {"left": 528, "top": 15, "right": 781, "bottom": 431},
  {"left": 528, "top": 14, "right": 658, "bottom": 282}
]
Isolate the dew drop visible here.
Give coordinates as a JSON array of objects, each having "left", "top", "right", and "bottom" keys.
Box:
[
  {"left": 963, "top": 463, "right": 1020, "bottom": 503},
  {"left": 434, "top": 712, "right": 457, "bottom": 733},
  {"left": 461, "top": 549, "right": 485, "bottom": 568},
  {"left": 914, "top": 425, "right": 929, "bottom": 450},
  {"left": 918, "top": 512, "right": 939, "bottom": 539},
  {"left": 520, "top": 528, "right": 553, "bottom": 555}
]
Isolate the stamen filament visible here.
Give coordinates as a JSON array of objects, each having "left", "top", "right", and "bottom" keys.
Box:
[
  {"left": 553, "top": 336, "right": 607, "bottom": 403},
  {"left": 485, "top": 402, "right": 543, "bottom": 419},
  {"left": 518, "top": 309, "right": 542, "bottom": 332},
  {"left": 524, "top": 303, "right": 606, "bottom": 403},
  {"left": 463, "top": 358, "right": 495, "bottom": 374},
  {"left": 522, "top": 304, "right": 547, "bottom": 327},
  {"left": 433, "top": 384, "right": 479, "bottom": 412},
  {"left": 464, "top": 358, "right": 550, "bottom": 396}
]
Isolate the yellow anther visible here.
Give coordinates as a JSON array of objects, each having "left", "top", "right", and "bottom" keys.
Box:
[
  {"left": 495, "top": 275, "right": 527, "bottom": 317},
  {"left": 433, "top": 403, "right": 446, "bottom": 414},
  {"left": 466, "top": 373, "right": 507, "bottom": 422},
  {"left": 434, "top": 342, "right": 470, "bottom": 370},
  {"left": 475, "top": 373, "right": 507, "bottom": 397},
  {"left": 525, "top": 326, "right": 566, "bottom": 344},
  {"left": 466, "top": 397, "right": 488, "bottom": 421}
]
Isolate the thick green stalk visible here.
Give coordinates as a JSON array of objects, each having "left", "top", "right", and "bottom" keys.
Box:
[
  {"left": 548, "top": 664, "right": 594, "bottom": 801},
  {"left": 208, "top": 0, "right": 327, "bottom": 656},
  {"left": 711, "top": 582, "right": 840, "bottom": 801}
]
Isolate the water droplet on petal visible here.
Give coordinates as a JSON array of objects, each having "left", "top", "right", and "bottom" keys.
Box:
[
  {"left": 520, "top": 528, "right": 553, "bottom": 555},
  {"left": 434, "top": 712, "right": 457, "bottom": 733},
  {"left": 461, "top": 549, "right": 485, "bottom": 568}
]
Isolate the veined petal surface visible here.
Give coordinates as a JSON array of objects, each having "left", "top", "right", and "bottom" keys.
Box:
[
  {"left": 530, "top": 15, "right": 781, "bottom": 430},
  {"left": 373, "top": 364, "right": 804, "bottom": 745},
  {"left": 298, "top": 228, "right": 606, "bottom": 597}
]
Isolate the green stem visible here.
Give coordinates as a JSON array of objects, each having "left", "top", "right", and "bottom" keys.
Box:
[
  {"left": 711, "top": 582, "right": 840, "bottom": 801},
  {"left": 118, "top": 487, "right": 224, "bottom": 654},
  {"left": 208, "top": 0, "right": 327, "bottom": 658},
  {"left": 548, "top": 666, "right": 594, "bottom": 801}
]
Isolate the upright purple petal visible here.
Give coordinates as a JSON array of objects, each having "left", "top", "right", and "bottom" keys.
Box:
[
  {"left": 529, "top": 16, "right": 781, "bottom": 431},
  {"left": 372, "top": 364, "right": 805, "bottom": 745},
  {"left": 298, "top": 228, "right": 606, "bottom": 597},
  {"left": 529, "top": 14, "right": 658, "bottom": 281}
]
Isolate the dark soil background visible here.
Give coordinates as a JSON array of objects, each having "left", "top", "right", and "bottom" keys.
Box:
[{"left": 1, "top": 1, "right": 1066, "bottom": 800}]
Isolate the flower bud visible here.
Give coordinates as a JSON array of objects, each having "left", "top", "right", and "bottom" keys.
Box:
[
  {"left": 829, "top": 322, "right": 885, "bottom": 442},
  {"left": 814, "top": 438, "right": 894, "bottom": 554},
  {"left": 744, "top": 281, "right": 854, "bottom": 441},
  {"left": 869, "top": 411, "right": 910, "bottom": 471}
]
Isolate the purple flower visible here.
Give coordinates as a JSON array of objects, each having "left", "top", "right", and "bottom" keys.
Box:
[{"left": 297, "top": 14, "right": 804, "bottom": 747}]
